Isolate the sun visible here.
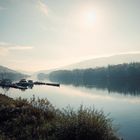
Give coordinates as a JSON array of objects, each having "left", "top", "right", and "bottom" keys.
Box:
[
  {"left": 86, "top": 11, "right": 96, "bottom": 23},
  {"left": 81, "top": 9, "right": 96, "bottom": 28}
]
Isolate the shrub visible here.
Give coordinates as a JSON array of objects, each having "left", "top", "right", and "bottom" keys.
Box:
[
  {"left": 0, "top": 94, "right": 120, "bottom": 140},
  {"left": 51, "top": 106, "right": 119, "bottom": 140}
]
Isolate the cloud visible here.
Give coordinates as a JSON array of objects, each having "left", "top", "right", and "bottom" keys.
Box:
[
  {"left": 0, "top": 42, "right": 33, "bottom": 53},
  {"left": 0, "top": 48, "right": 9, "bottom": 57},
  {"left": 0, "top": 6, "right": 4, "bottom": 10},
  {"left": 0, "top": 42, "right": 9, "bottom": 46},
  {"left": 8, "top": 46, "right": 33, "bottom": 50},
  {"left": 0, "top": 5, "right": 6, "bottom": 11},
  {"left": 37, "top": 0, "right": 48, "bottom": 16}
]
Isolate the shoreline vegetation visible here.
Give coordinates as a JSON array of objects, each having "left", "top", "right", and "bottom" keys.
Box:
[{"left": 0, "top": 94, "right": 120, "bottom": 140}]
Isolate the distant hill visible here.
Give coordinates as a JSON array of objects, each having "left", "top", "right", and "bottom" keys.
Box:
[
  {"left": 65, "top": 53, "right": 140, "bottom": 70},
  {"left": 36, "top": 53, "right": 140, "bottom": 78},
  {"left": 48, "top": 63, "right": 140, "bottom": 95},
  {"left": 0, "top": 65, "right": 18, "bottom": 74},
  {"left": 49, "top": 62, "right": 140, "bottom": 84},
  {"left": 0, "top": 65, "right": 29, "bottom": 81}
]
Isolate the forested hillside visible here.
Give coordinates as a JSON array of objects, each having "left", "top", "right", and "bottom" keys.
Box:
[
  {"left": 48, "top": 63, "right": 140, "bottom": 94},
  {"left": 0, "top": 65, "right": 28, "bottom": 81}
]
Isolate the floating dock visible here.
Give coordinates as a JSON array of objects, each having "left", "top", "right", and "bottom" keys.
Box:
[{"left": 34, "top": 81, "right": 60, "bottom": 87}]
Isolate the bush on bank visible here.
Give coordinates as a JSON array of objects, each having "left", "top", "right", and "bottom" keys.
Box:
[{"left": 0, "top": 94, "right": 120, "bottom": 140}]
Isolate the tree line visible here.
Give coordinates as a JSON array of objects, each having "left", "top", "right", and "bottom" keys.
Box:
[
  {"left": 47, "top": 63, "right": 140, "bottom": 95},
  {"left": 0, "top": 72, "right": 28, "bottom": 81},
  {"left": 49, "top": 63, "right": 140, "bottom": 83}
]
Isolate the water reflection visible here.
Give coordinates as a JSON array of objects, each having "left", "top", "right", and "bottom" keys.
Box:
[
  {"left": 0, "top": 82, "right": 140, "bottom": 140},
  {"left": 58, "top": 80, "right": 140, "bottom": 96},
  {"left": 0, "top": 86, "right": 10, "bottom": 94}
]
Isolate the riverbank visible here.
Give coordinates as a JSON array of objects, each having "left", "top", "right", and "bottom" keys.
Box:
[{"left": 0, "top": 94, "right": 120, "bottom": 140}]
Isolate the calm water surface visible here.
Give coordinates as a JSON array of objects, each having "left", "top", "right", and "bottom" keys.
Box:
[{"left": 0, "top": 84, "right": 140, "bottom": 140}]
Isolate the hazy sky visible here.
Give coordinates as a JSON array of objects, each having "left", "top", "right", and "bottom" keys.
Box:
[{"left": 0, "top": 0, "right": 140, "bottom": 71}]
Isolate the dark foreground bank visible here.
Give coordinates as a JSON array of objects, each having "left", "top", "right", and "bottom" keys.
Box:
[{"left": 0, "top": 94, "right": 120, "bottom": 140}]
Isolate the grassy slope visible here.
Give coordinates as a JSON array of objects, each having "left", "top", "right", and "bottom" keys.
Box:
[{"left": 0, "top": 94, "right": 120, "bottom": 140}]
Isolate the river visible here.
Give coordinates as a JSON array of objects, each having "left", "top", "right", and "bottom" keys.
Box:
[{"left": 0, "top": 83, "right": 140, "bottom": 140}]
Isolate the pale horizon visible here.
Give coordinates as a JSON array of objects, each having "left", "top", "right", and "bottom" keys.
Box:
[{"left": 14, "top": 51, "right": 140, "bottom": 73}]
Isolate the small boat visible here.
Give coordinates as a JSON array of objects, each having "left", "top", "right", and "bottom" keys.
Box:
[{"left": 16, "top": 79, "right": 33, "bottom": 87}]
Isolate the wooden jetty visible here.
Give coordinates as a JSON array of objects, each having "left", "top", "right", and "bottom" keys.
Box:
[
  {"left": 0, "top": 79, "right": 60, "bottom": 90},
  {"left": 34, "top": 81, "right": 60, "bottom": 87}
]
